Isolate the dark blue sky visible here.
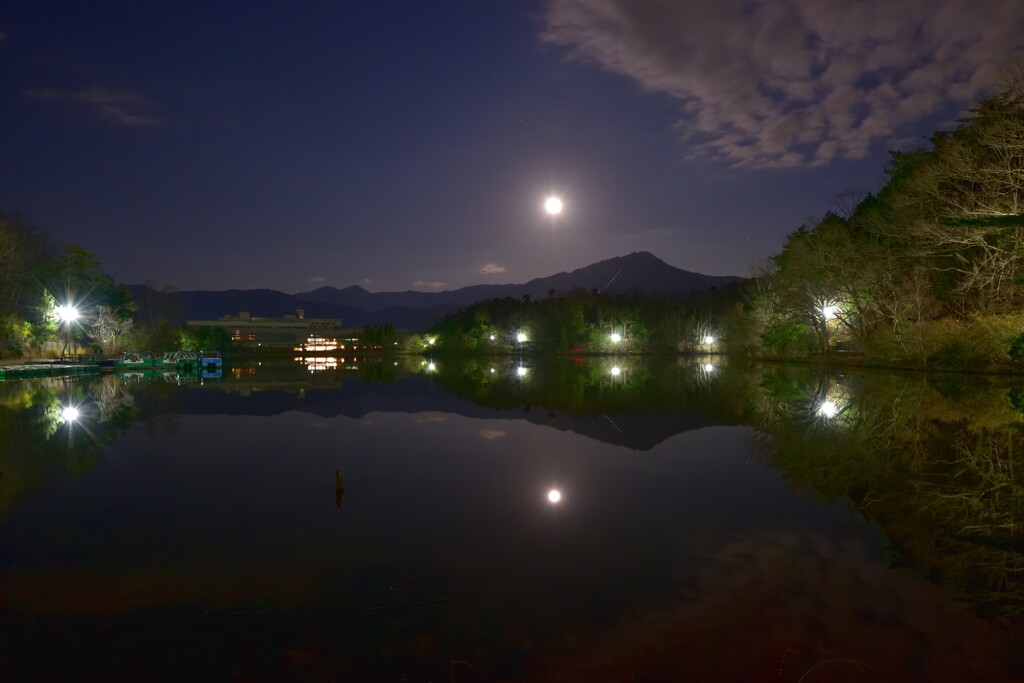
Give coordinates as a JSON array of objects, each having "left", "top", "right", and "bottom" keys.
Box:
[{"left": 2, "top": 1, "right": 1021, "bottom": 292}]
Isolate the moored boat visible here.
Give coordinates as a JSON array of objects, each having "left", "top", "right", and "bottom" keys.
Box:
[
  {"left": 177, "top": 351, "right": 198, "bottom": 368},
  {"left": 158, "top": 351, "right": 180, "bottom": 367},
  {"left": 116, "top": 351, "right": 152, "bottom": 367},
  {"left": 199, "top": 350, "right": 222, "bottom": 371}
]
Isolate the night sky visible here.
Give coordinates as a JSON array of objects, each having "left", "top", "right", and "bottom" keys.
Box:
[{"left": 2, "top": 1, "right": 1022, "bottom": 293}]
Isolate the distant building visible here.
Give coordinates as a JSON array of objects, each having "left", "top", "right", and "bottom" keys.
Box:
[{"left": 186, "top": 309, "right": 344, "bottom": 349}]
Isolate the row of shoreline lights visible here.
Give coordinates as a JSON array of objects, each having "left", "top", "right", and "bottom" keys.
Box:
[{"left": 430, "top": 329, "right": 718, "bottom": 348}]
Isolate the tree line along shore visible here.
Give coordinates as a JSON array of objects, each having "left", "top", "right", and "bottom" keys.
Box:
[{"left": 6, "top": 69, "right": 1024, "bottom": 373}]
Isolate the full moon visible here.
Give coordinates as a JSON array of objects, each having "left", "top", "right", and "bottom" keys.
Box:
[
  {"left": 547, "top": 489, "right": 562, "bottom": 503},
  {"left": 544, "top": 196, "right": 563, "bottom": 215}
]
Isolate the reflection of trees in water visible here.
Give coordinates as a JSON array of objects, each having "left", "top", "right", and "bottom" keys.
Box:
[
  {"left": 93, "top": 375, "right": 136, "bottom": 422},
  {"left": 897, "top": 425, "right": 1024, "bottom": 617},
  {"left": 0, "top": 376, "right": 138, "bottom": 519},
  {"left": 753, "top": 368, "right": 1024, "bottom": 619},
  {"left": 433, "top": 356, "right": 1024, "bottom": 619},
  {"left": 429, "top": 356, "right": 752, "bottom": 419}
]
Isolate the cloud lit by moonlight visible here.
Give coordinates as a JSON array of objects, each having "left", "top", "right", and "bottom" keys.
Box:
[{"left": 543, "top": 0, "right": 1024, "bottom": 168}]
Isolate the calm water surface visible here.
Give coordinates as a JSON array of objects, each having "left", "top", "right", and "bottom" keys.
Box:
[{"left": 1, "top": 358, "right": 1022, "bottom": 681}]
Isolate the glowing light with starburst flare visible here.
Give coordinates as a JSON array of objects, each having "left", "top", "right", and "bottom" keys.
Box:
[{"left": 544, "top": 196, "right": 563, "bottom": 215}]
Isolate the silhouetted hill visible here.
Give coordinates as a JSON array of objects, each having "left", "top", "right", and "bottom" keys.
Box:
[
  {"left": 131, "top": 375, "right": 736, "bottom": 451},
  {"left": 296, "top": 252, "right": 739, "bottom": 311},
  {"left": 128, "top": 252, "right": 741, "bottom": 330}
]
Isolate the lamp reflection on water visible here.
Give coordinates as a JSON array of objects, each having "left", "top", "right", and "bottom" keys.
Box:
[
  {"left": 294, "top": 356, "right": 339, "bottom": 372},
  {"left": 818, "top": 399, "right": 839, "bottom": 419}
]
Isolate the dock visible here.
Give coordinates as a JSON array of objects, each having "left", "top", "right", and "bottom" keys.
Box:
[{"left": 0, "top": 362, "right": 100, "bottom": 381}]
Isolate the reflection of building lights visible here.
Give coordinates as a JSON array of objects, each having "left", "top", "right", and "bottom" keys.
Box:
[
  {"left": 610, "top": 366, "right": 621, "bottom": 377},
  {"left": 516, "top": 366, "right": 527, "bottom": 377},
  {"left": 703, "top": 363, "right": 715, "bottom": 373},
  {"left": 610, "top": 332, "right": 622, "bottom": 343},
  {"left": 547, "top": 489, "right": 562, "bottom": 503},
  {"left": 61, "top": 405, "right": 80, "bottom": 423},
  {"left": 516, "top": 332, "right": 528, "bottom": 343},
  {"left": 703, "top": 335, "right": 715, "bottom": 345},
  {"left": 295, "top": 356, "right": 339, "bottom": 372},
  {"left": 818, "top": 400, "right": 838, "bottom": 418}
]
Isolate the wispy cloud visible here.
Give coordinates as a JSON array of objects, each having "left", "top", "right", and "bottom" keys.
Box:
[
  {"left": 27, "top": 85, "right": 158, "bottom": 126},
  {"left": 413, "top": 280, "right": 446, "bottom": 289},
  {"left": 479, "top": 429, "right": 507, "bottom": 440},
  {"left": 543, "top": 0, "right": 1024, "bottom": 168},
  {"left": 307, "top": 276, "right": 327, "bottom": 285},
  {"left": 480, "top": 263, "right": 506, "bottom": 275},
  {"left": 358, "top": 277, "right": 372, "bottom": 286},
  {"left": 415, "top": 414, "right": 448, "bottom": 424}
]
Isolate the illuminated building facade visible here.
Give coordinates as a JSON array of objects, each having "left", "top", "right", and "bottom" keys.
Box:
[{"left": 186, "top": 309, "right": 344, "bottom": 349}]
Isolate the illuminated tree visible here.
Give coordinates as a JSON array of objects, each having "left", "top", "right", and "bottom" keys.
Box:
[{"left": 91, "top": 305, "right": 133, "bottom": 354}]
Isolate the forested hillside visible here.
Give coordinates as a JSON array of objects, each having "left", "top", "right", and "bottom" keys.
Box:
[{"left": 423, "top": 68, "right": 1024, "bottom": 371}]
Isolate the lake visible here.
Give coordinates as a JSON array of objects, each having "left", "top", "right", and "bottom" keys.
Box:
[{"left": 1, "top": 357, "right": 1022, "bottom": 681}]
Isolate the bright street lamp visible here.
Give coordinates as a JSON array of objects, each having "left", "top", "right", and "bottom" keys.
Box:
[
  {"left": 610, "top": 332, "right": 622, "bottom": 344},
  {"left": 57, "top": 304, "right": 80, "bottom": 360},
  {"left": 57, "top": 305, "right": 80, "bottom": 323}
]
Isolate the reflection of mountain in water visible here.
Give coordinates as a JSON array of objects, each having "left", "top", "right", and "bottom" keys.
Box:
[
  {"left": 6, "top": 359, "right": 1024, "bottom": 622},
  {"left": 131, "top": 370, "right": 737, "bottom": 451}
]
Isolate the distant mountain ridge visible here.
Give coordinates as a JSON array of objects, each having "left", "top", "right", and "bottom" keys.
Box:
[
  {"left": 295, "top": 252, "right": 740, "bottom": 311},
  {"left": 129, "top": 252, "right": 741, "bottom": 330}
]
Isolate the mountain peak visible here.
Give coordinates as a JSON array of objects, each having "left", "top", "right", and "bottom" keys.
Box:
[{"left": 179, "top": 253, "right": 744, "bottom": 329}]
